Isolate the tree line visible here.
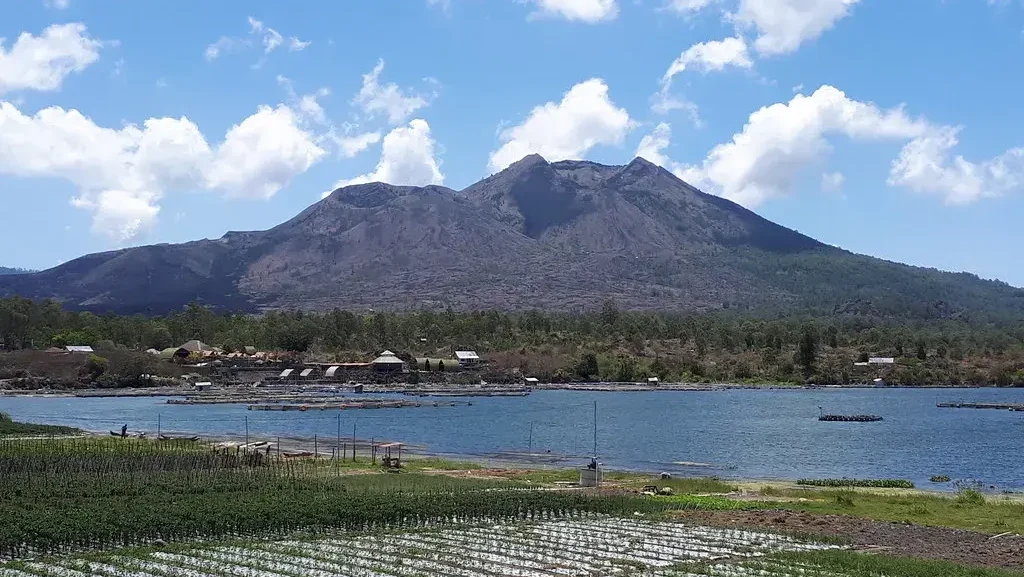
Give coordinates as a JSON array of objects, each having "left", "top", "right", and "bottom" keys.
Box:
[{"left": 1, "top": 296, "right": 1022, "bottom": 385}]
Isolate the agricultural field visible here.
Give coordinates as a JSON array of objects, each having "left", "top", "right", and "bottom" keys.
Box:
[
  {"left": 1, "top": 436, "right": 1021, "bottom": 576},
  {"left": 1, "top": 518, "right": 1020, "bottom": 577}
]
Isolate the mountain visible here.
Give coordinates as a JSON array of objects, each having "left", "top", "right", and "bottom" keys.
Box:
[
  {"left": 1, "top": 155, "right": 1021, "bottom": 319},
  {"left": 0, "top": 267, "right": 32, "bottom": 276}
]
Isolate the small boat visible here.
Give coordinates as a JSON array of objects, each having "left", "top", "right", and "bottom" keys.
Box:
[
  {"left": 110, "top": 430, "right": 147, "bottom": 438},
  {"left": 158, "top": 434, "right": 200, "bottom": 442}
]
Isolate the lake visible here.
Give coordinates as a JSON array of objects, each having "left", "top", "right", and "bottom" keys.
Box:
[{"left": 2, "top": 387, "right": 1023, "bottom": 490}]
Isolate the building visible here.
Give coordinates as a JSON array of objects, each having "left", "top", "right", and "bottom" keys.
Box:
[
  {"left": 65, "top": 345, "right": 94, "bottom": 353},
  {"left": 371, "top": 350, "right": 405, "bottom": 372},
  {"left": 454, "top": 350, "right": 481, "bottom": 367},
  {"left": 194, "top": 382, "right": 212, "bottom": 391},
  {"left": 160, "top": 347, "right": 190, "bottom": 361},
  {"left": 647, "top": 377, "right": 660, "bottom": 385},
  {"left": 524, "top": 377, "right": 539, "bottom": 385},
  {"left": 180, "top": 340, "right": 217, "bottom": 354},
  {"left": 868, "top": 357, "right": 895, "bottom": 365}
]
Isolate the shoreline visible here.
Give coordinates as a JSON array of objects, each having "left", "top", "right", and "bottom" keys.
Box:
[
  {"left": 0, "top": 382, "right": 1015, "bottom": 398},
  {"left": 38, "top": 425, "right": 1024, "bottom": 497}
]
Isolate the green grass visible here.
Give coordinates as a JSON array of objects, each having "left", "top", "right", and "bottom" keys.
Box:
[
  {"left": 0, "top": 413, "right": 81, "bottom": 437},
  {"left": 763, "top": 487, "right": 1024, "bottom": 534},
  {"left": 756, "top": 550, "right": 1024, "bottom": 577}
]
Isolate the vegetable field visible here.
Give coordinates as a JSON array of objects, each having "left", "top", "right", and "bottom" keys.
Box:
[
  {"left": 0, "top": 518, "right": 851, "bottom": 577},
  {"left": 0, "top": 437, "right": 724, "bottom": 559}
]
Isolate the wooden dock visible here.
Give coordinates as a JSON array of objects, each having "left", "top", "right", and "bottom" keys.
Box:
[
  {"left": 819, "top": 414, "right": 883, "bottom": 422},
  {"left": 937, "top": 402, "right": 1024, "bottom": 411}
]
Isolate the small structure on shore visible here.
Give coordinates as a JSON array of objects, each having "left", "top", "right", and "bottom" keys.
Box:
[
  {"left": 65, "top": 345, "right": 94, "bottom": 353},
  {"left": 372, "top": 350, "right": 405, "bottom": 372},
  {"left": 455, "top": 350, "right": 481, "bottom": 367},
  {"left": 161, "top": 347, "right": 190, "bottom": 362}
]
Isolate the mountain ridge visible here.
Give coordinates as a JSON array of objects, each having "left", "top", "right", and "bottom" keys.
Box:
[{"left": 1, "top": 155, "right": 1021, "bottom": 319}]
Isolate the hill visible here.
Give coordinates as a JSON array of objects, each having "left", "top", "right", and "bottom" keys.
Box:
[
  {"left": 0, "top": 155, "right": 1021, "bottom": 319},
  {"left": 0, "top": 267, "right": 31, "bottom": 276}
]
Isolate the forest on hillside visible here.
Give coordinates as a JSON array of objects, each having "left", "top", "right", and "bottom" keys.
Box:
[{"left": 1, "top": 297, "right": 1022, "bottom": 386}]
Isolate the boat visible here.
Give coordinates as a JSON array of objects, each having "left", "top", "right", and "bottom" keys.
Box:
[
  {"left": 158, "top": 434, "right": 200, "bottom": 442},
  {"left": 109, "top": 430, "right": 146, "bottom": 438}
]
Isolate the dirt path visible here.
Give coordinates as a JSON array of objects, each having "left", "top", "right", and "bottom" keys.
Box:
[{"left": 673, "top": 509, "right": 1024, "bottom": 570}]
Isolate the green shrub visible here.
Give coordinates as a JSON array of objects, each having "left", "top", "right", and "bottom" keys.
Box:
[
  {"left": 796, "top": 478, "right": 914, "bottom": 489},
  {"left": 930, "top": 475, "right": 950, "bottom": 483}
]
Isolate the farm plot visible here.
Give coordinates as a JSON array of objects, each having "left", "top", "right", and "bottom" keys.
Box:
[{"left": 0, "top": 518, "right": 855, "bottom": 577}]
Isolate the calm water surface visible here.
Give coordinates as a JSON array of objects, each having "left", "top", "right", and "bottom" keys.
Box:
[{"left": 2, "top": 388, "right": 1023, "bottom": 489}]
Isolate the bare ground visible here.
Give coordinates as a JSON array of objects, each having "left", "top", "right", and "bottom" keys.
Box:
[{"left": 673, "top": 509, "right": 1024, "bottom": 570}]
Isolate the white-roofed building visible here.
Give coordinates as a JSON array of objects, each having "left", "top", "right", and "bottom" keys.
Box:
[
  {"left": 65, "top": 345, "right": 94, "bottom": 353},
  {"left": 454, "top": 350, "right": 481, "bottom": 366},
  {"left": 371, "top": 350, "right": 405, "bottom": 372}
]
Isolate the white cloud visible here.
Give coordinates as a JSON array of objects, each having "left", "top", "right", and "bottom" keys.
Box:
[
  {"left": 288, "top": 37, "right": 311, "bottom": 52},
  {"left": 654, "top": 37, "right": 749, "bottom": 120},
  {"left": 206, "top": 105, "right": 326, "bottom": 199},
  {"left": 0, "top": 100, "right": 325, "bottom": 241},
  {"left": 488, "top": 78, "right": 634, "bottom": 172},
  {"left": 661, "top": 37, "right": 752, "bottom": 82},
  {"left": 352, "top": 59, "right": 430, "bottom": 125},
  {"left": 523, "top": 0, "right": 619, "bottom": 22},
  {"left": 204, "top": 17, "right": 308, "bottom": 62},
  {"left": 636, "top": 123, "right": 672, "bottom": 167},
  {"left": 329, "top": 119, "right": 443, "bottom": 195},
  {"left": 248, "top": 17, "right": 283, "bottom": 53},
  {"left": 888, "top": 128, "right": 1024, "bottom": 205},
  {"left": 44, "top": 0, "right": 70, "bottom": 9},
  {"left": 0, "top": 23, "right": 101, "bottom": 94},
  {"left": 680, "top": 85, "right": 931, "bottom": 207},
  {"left": 821, "top": 171, "right": 844, "bottom": 192},
  {"left": 732, "top": 0, "right": 861, "bottom": 55},
  {"left": 204, "top": 37, "right": 239, "bottom": 61},
  {"left": 334, "top": 131, "right": 382, "bottom": 158},
  {"left": 665, "top": 0, "right": 718, "bottom": 13}
]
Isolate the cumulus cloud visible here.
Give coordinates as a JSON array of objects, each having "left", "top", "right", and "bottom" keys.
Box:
[
  {"left": 44, "top": 0, "right": 70, "bottom": 8},
  {"left": 488, "top": 78, "right": 634, "bottom": 172},
  {"left": 522, "top": 0, "right": 619, "bottom": 22},
  {"left": 666, "top": 85, "right": 1021, "bottom": 207},
  {"left": 888, "top": 128, "right": 1024, "bottom": 205},
  {"left": 0, "top": 23, "right": 102, "bottom": 94},
  {"left": 732, "top": 0, "right": 861, "bottom": 55},
  {"left": 204, "top": 17, "right": 309, "bottom": 62},
  {"left": 0, "top": 100, "right": 325, "bottom": 241},
  {"left": 328, "top": 119, "right": 443, "bottom": 195},
  {"left": 352, "top": 59, "right": 430, "bottom": 125},
  {"left": 680, "top": 85, "right": 928, "bottom": 207}
]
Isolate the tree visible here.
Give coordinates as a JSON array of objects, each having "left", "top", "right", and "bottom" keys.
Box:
[
  {"left": 599, "top": 299, "right": 619, "bottom": 327},
  {"left": 423, "top": 359, "right": 431, "bottom": 371},
  {"left": 797, "top": 327, "right": 818, "bottom": 376},
  {"left": 83, "top": 355, "right": 108, "bottom": 381},
  {"left": 916, "top": 339, "right": 928, "bottom": 360},
  {"left": 826, "top": 325, "right": 839, "bottom": 349},
  {"left": 437, "top": 360, "right": 445, "bottom": 372},
  {"left": 574, "top": 352, "right": 599, "bottom": 380}
]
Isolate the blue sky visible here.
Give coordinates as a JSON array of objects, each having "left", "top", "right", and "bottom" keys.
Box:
[{"left": 1, "top": 0, "right": 1023, "bottom": 286}]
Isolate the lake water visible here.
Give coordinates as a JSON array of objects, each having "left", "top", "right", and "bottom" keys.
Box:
[{"left": 2, "top": 388, "right": 1023, "bottom": 490}]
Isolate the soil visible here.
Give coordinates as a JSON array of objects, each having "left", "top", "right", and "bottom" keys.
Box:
[{"left": 673, "top": 509, "right": 1024, "bottom": 570}]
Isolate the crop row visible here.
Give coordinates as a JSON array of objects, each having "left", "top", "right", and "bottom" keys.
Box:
[
  {"left": 0, "top": 518, "right": 843, "bottom": 577},
  {"left": 795, "top": 478, "right": 915, "bottom": 489}
]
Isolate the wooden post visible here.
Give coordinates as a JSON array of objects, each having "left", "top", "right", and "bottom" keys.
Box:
[
  {"left": 314, "top": 435, "right": 318, "bottom": 459},
  {"left": 277, "top": 437, "right": 280, "bottom": 458},
  {"left": 371, "top": 437, "right": 376, "bottom": 465},
  {"left": 352, "top": 421, "right": 357, "bottom": 462},
  {"left": 245, "top": 415, "right": 249, "bottom": 447}
]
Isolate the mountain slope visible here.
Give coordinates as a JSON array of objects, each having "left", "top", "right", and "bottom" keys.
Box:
[
  {"left": 0, "top": 155, "right": 1021, "bottom": 318},
  {"left": 0, "top": 267, "right": 32, "bottom": 276}
]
